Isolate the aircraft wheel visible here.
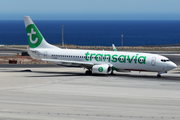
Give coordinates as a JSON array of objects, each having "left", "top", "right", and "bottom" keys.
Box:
[
  {"left": 157, "top": 74, "right": 161, "bottom": 78},
  {"left": 85, "top": 70, "right": 92, "bottom": 75}
]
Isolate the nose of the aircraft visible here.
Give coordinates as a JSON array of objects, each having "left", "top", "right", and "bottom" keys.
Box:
[{"left": 168, "top": 62, "right": 177, "bottom": 70}]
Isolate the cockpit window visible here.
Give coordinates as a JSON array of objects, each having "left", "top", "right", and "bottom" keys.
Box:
[{"left": 161, "top": 59, "right": 170, "bottom": 62}]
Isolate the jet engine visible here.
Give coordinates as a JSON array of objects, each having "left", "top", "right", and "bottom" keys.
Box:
[{"left": 92, "top": 64, "right": 112, "bottom": 74}]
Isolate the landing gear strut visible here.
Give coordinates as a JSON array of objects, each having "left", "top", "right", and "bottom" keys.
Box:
[
  {"left": 157, "top": 74, "right": 161, "bottom": 78},
  {"left": 110, "top": 70, "right": 114, "bottom": 75},
  {"left": 157, "top": 72, "right": 166, "bottom": 78},
  {"left": 85, "top": 70, "right": 92, "bottom": 75}
]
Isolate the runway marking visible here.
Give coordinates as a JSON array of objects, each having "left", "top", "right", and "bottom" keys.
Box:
[
  {"left": 0, "top": 110, "right": 179, "bottom": 119},
  {"left": 0, "top": 76, "right": 86, "bottom": 91}
]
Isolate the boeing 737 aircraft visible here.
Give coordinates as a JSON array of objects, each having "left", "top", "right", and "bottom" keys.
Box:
[{"left": 24, "top": 16, "right": 177, "bottom": 77}]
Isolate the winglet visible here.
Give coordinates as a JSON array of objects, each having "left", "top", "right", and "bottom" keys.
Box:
[{"left": 112, "top": 44, "right": 117, "bottom": 51}]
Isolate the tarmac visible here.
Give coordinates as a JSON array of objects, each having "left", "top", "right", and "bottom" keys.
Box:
[
  {"left": 0, "top": 48, "right": 180, "bottom": 120},
  {"left": 0, "top": 64, "right": 180, "bottom": 120}
]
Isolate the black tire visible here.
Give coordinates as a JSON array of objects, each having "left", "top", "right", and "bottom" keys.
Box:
[
  {"left": 85, "top": 70, "right": 92, "bottom": 75},
  {"left": 157, "top": 74, "right": 161, "bottom": 78}
]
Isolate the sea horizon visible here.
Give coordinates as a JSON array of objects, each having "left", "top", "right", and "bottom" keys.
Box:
[{"left": 0, "top": 20, "right": 180, "bottom": 46}]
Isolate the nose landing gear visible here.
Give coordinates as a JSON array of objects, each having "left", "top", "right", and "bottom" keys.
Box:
[{"left": 157, "top": 71, "right": 167, "bottom": 78}]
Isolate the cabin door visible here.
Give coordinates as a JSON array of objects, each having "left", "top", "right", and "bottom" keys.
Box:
[
  {"left": 44, "top": 51, "right": 47, "bottom": 59},
  {"left": 151, "top": 57, "right": 156, "bottom": 66}
]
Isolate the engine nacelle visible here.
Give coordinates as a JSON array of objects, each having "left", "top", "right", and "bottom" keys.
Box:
[{"left": 92, "top": 64, "right": 112, "bottom": 74}]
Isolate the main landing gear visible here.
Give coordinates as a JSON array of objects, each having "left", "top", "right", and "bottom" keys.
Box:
[
  {"left": 157, "top": 74, "right": 161, "bottom": 78},
  {"left": 110, "top": 70, "right": 114, "bottom": 75},
  {"left": 85, "top": 70, "right": 92, "bottom": 75}
]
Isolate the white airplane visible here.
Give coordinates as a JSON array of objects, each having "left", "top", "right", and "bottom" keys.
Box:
[{"left": 24, "top": 16, "right": 177, "bottom": 77}]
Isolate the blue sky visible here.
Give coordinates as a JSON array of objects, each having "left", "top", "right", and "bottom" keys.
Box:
[{"left": 1, "top": 0, "right": 180, "bottom": 20}]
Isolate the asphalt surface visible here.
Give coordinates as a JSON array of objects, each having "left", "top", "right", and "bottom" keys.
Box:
[
  {"left": 0, "top": 65, "right": 180, "bottom": 120},
  {"left": 0, "top": 48, "right": 180, "bottom": 120},
  {"left": 0, "top": 64, "right": 59, "bottom": 68},
  {"left": 0, "top": 48, "right": 26, "bottom": 56}
]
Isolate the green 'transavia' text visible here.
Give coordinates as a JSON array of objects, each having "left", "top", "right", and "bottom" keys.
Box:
[{"left": 85, "top": 52, "right": 146, "bottom": 64}]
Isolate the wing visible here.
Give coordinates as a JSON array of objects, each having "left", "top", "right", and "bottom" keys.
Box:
[{"left": 42, "top": 59, "right": 94, "bottom": 68}]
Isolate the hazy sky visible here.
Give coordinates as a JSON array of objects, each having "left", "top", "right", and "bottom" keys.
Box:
[{"left": 1, "top": 0, "right": 180, "bottom": 20}]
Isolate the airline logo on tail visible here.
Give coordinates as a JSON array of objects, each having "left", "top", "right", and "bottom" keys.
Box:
[{"left": 26, "top": 24, "right": 43, "bottom": 48}]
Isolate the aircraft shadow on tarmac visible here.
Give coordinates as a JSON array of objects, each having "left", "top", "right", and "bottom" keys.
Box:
[
  {"left": 112, "top": 73, "right": 180, "bottom": 81},
  {"left": 28, "top": 71, "right": 86, "bottom": 77},
  {"left": 2, "top": 69, "right": 180, "bottom": 81},
  {"left": 26, "top": 70, "right": 180, "bottom": 81}
]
